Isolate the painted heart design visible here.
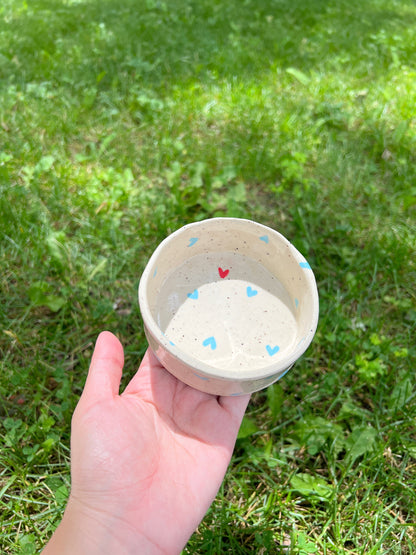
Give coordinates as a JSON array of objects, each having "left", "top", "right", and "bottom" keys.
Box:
[
  {"left": 192, "top": 372, "right": 210, "bottom": 381},
  {"left": 218, "top": 267, "right": 229, "bottom": 278},
  {"left": 246, "top": 286, "right": 258, "bottom": 297},
  {"left": 203, "top": 336, "right": 217, "bottom": 350},
  {"left": 188, "top": 237, "right": 198, "bottom": 247},
  {"left": 260, "top": 235, "right": 269, "bottom": 244},
  {"left": 187, "top": 289, "right": 199, "bottom": 300},
  {"left": 299, "top": 261, "right": 311, "bottom": 269},
  {"left": 266, "top": 345, "right": 280, "bottom": 356}
]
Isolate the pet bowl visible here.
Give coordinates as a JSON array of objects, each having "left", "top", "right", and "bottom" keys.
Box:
[{"left": 138, "top": 218, "right": 319, "bottom": 395}]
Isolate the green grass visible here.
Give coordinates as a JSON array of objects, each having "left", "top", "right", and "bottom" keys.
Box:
[{"left": 1, "top": 0, "right": 415, "bottom": 552}]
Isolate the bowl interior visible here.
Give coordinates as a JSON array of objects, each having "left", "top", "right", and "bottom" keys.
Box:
[{"left": 140, "top": 219, "right": 318, "bottom": 378}]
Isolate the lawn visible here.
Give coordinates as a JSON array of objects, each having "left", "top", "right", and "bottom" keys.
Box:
[{"left": 0, "top": 0, "right": 415, "bottom": 552}]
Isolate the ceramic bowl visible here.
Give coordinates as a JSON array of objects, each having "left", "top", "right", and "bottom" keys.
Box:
[{"left": 138, "top": 218, "right": 319, "bottom": 396}]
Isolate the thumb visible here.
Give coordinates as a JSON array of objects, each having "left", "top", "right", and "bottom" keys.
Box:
[{"left": 81, "top": 331, "right": 124, "bottom": 404}]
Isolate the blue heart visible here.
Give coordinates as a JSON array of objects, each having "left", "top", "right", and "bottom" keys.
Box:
[
  {"left": 260, "top": 235, "right": 269, "bottom": 244},
  {"left": 188, "top": 237, "right": 199, "bottom": 247},
  {"left": 192, "top": 372, "right": 210, "bottom": 381},
  {"left": 299, "top": 261, "right": 311, "bottom": 269},
  {"left": 266, "top": 345, "right": 280, "bottom": 356},
  {"left": 187, "top": 289, "right": 199, "bottom": 300},
  {"left": 246, "top": 286, "right": 258, "bottom": 297},
  {"left": 203, "top": 336, "right": 217, "bottom": 350}
]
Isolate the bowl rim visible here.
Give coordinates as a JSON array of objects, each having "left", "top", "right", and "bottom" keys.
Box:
[{"left": 138, "top": 217, "right": 319, "bottom": 381}]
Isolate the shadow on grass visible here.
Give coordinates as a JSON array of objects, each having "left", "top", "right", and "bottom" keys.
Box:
[{"left": 1, "top": 0, "right": 415, "bottom": 91}]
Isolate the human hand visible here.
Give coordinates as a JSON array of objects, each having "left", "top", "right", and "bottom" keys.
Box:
[{"left": 43, "top": 331, "right": 250, "bottom": 554}]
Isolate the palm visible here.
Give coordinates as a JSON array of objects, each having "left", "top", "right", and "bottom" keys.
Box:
[{"left": 70, "top": 334, "right": 249, "bottom": 553}]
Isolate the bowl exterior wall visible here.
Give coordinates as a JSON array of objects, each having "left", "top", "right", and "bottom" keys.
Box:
[{"left": 144, "top": 324, "right": 291, "bottom": 396}]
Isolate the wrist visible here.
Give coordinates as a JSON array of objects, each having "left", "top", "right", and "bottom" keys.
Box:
[{"left": 42, "top": 496, "right": 177, "bottom": 555}]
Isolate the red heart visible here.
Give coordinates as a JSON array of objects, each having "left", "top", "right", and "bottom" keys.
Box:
[{"left": 218, "top": 267, "right": 229, "bottom": 278}]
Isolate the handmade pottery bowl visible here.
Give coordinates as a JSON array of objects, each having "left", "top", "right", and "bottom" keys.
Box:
[{"left": 138, "top": 218, "right": 319, "bottom": 396}]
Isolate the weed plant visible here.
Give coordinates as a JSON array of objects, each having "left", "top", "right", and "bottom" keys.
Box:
[{"left": 0, "top": 0, "right": 415, "bottom": 553}]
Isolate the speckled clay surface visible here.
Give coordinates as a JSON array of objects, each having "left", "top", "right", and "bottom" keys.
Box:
[{"left": 138, "top": 218, "right": 319, "bottom": 395}]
